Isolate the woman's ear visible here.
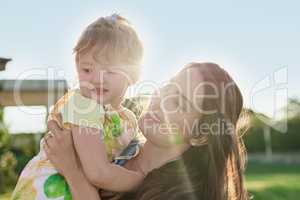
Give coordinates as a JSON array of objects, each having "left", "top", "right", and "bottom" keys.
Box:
[
  {"left": 189, "top": 117, "right": 208, "bottom": 147},
  {"left": 189, "top": 113, "right": 232, "bottom": 147}
]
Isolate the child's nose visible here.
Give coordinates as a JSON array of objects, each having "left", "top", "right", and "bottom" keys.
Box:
[{"left": 92, "top": 70, "right": 106, "bottom": 84}]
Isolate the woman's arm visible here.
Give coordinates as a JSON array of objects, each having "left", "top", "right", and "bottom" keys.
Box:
[
  {"left": 63, "top": 166, "right": 101, "bottom": 200},
  {"left": 71, "top": 125, "right": 144, "bottom": 192},
  {"left": 44, "top": 121, "right": 101, "bottom": 200}
]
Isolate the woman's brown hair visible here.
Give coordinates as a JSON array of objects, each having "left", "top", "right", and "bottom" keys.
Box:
[{"left": 121, "top": 63, "right": 249, "bottom": 200}]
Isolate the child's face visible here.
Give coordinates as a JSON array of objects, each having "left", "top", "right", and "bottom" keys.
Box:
[{"left": 76, "top": 47, "right": 130, "bottom": 107}]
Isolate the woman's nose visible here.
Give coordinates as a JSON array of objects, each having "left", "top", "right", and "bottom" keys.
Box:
[{"left": 149, "top": 93, "right": 161, "bottom": 112}]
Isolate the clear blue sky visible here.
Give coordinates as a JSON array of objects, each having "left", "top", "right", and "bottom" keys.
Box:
[{"left": 1, "top": 0, "right": 299, "bottom": 132}]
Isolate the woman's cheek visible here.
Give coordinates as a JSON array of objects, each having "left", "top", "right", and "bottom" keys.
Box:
[
  {"left": 181, "top": 116, "right": 199, "bottom": 139},
  {"left": 138, "top": 115, "right": 158, "bottom": 136}
]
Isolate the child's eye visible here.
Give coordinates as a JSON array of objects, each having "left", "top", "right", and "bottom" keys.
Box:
[{"left": 82, "top": 68, "right": 91, "bottom": 73}]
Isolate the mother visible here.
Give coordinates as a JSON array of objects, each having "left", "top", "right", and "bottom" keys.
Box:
[{"left": 45, "top": 62, "right": 249, "bottom": 200}]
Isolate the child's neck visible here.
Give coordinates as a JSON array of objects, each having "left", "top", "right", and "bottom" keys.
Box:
[
  {"left": 107, "top": 99, "right": 123, "bottom": 110},
  {"left": 109, "top": 103, "right": 122, "bottom": 110}
]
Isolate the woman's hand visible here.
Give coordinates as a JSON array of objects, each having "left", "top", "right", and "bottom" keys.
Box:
[
  {"left": 44, "top": 120, "right": 80, "bottom": 177},
  {"left": 44, "top": 120, "right": 102, "bottom": 200}
]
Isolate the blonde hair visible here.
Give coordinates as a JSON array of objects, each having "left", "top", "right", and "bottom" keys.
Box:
[{"left": 74, "top": 14, "right": 143, "bottom": 83}]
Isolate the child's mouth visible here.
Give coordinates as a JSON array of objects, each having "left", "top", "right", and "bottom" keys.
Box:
[{"left": 93, "top": 88, "right": 109, "bottom": 95}]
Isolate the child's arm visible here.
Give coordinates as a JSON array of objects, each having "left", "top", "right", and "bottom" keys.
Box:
[{"left": 71, "top": 125, "right": 144, "bottom": 192}]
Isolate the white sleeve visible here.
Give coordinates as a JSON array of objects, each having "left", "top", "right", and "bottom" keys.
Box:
[{"left": 58, "top": 92, "right": 105, "bottom": 130}]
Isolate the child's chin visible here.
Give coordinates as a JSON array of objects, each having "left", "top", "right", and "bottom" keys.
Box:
[{"left": 92, "top": 95, "right": 109, "bottom": 105}]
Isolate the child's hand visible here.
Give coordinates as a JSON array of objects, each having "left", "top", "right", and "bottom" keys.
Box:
[{"left": 44, "top": 120, "right": 80, "bottom": 177}]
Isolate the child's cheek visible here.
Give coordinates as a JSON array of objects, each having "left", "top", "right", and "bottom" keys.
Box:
[
  {"left": 78, "top": 73, "right": 91, "bottom": 83},
  {"left": 111, "top": 75, "right": 128, "bottom": 90},
  {"left": 115, "top": 72, "right": 130, "bottom": 84}
]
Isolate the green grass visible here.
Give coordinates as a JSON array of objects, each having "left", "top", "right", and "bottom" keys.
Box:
[
  {"left": 245, "top": 162, "right": 300, "bottom": 200},
  {"left": 1, "top": 162, "right": 300, "bottom": 200},
  {"left": 0, "top": 191, "right": 11, "bottom": 200}
]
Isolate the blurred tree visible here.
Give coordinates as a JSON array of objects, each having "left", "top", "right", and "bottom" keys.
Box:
[
  {"left": 243, "top": 98, "right": 300, "bottom": 153},
  {"left": 242, "top": 108, "right": 270, "bottom": 152},
  {"left": 286, "top": 98, "right": 300, "bottom": 118},
  {"left": 0, "top": 106, "right": 17, "bottom": 193}
]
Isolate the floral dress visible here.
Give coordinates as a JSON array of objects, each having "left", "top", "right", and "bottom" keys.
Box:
[{"left": 12, "top": 89, "right": 141, "bottom": 200}]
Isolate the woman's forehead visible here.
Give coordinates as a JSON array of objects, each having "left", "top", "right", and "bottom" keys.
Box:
[
  {"left": 172, "top": 67, "right": 204, "bottom": 91},
  {"left": 167, "top": 68, "right": 204, "bottom": 104}
]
